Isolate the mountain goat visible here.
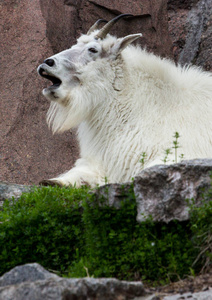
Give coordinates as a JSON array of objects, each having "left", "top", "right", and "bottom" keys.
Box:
[{"left": 38, "top": 14, "right": 212, "bottom": 187}]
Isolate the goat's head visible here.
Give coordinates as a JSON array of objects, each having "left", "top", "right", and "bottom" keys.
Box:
[{"left": 37, "top": 14, "right": 142, "bottom": 103}]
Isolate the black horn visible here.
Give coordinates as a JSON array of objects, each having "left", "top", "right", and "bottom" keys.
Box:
[
  {"left": 87, "top": 19, "right": 108, "bottom": 35},
  {"left": 95, "top": 14, "right": 133, "bottom": 40}
]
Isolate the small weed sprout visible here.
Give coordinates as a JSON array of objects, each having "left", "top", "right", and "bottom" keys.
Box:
[
  {"left": 162, "top": 148, "right": 172, "bottom": 164},
  {"left": 84, "top": 266, "right": 91, "bottom": 277},
  {"left": 139, "top": 152, "right": 147, "bottom": 169},
  {"left": 179, "top": 153, "right": 185, "bottom": 161},
  {"left": 172, "top": 132, "right": 180, "bottom": 163},
  {"left": 104, "top": 177, "right": 108, "bottom": 185}
]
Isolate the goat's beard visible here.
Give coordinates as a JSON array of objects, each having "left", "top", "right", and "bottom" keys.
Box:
[
  {"left": 46, "top": 78, "right": 110, "bottom": 134},
  {"left": 46, "top": 91, "right": 91, "bottom": 133}
]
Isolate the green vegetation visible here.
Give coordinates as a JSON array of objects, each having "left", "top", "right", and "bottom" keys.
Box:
[
  {"left": 0, "top": 183, "right": 211, "bottom": 285},
  {"left": 140, "top": 132, "right": 185, "bottom": 168}
]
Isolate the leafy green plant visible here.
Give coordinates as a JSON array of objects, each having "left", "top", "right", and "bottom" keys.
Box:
[
  {"left": 79, "top": 196, "right": 196, "bottom": 282},
  {"left": 162, "top": 148, "right": 172, "bottom": 164}
]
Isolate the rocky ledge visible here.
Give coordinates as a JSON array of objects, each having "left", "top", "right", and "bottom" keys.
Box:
[
  {"left": 0, "top": 263, "right": 211, "bottom": 300},
  {"left": 2, "top": 159, "right": 212, "bottom": 223}
]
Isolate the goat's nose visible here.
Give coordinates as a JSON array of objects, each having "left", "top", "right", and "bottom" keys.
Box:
[{"left": 44, "top": 58, "right": 55, "bottom": 67}]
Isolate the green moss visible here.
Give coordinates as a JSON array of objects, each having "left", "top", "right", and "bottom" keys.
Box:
[{"left": 0, "top": 183, "right": 211, "bottom": 284}]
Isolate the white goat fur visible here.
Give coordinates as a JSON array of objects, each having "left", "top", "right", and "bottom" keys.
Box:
[{"left": 39, "top": 30, "right": 212, "bottom": 187}]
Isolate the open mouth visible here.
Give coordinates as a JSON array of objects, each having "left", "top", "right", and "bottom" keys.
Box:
[{"left": 38, "top": 67, "right": 62, "bottom": 88}]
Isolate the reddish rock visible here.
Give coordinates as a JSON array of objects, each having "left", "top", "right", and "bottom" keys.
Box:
[
  {"left": 0, "top": 1, "right": 79, "bottom": 185},
  {"left": 1, "top": 0, "right": 172, "bottom": 185}
]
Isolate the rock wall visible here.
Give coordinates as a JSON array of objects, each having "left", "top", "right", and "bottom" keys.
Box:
[
  {"left": 1, "top": 0, "right": 212, "bottom": 185},
  {"left": 168, "top": 0, "right": 212, "bottom": 69},
  {"left": 0, "top": 0, "right": 79, "bottom": 185}
]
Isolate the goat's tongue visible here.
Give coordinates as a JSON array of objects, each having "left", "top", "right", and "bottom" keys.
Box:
[{"left": 50, "top": 76, "right": 61, "bottom": 86}]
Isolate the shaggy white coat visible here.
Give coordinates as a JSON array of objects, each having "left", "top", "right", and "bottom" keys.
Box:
[{"left": 39, "top": 32, "right": 212, "bottom": 187}]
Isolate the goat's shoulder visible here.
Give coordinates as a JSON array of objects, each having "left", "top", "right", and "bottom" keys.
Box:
[{"left": 122, "top": 46, "right": 176, "bottom": 77}]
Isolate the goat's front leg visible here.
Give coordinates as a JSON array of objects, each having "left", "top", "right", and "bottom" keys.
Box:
[{"left": 40, "top": 158, "right": 106, "bottom": 188}]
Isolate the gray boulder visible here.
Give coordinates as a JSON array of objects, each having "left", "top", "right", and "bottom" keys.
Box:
[
  {"left": 0, "top": 263, "right": 58, "bottom": 287},
  {"left": 135, "top": 159, "right": 212, "bottom": 223},
  {"left": 0, "top": 181, "right": 31, "bottom": 207}
]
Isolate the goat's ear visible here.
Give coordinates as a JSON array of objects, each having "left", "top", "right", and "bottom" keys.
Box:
[{"left": 111, "top": 33, "right": 142, "bottom": 57}]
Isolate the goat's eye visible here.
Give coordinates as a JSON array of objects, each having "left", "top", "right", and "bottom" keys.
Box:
[{"left": 88, "top": 47, "right": 98, "bottom": 53}]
